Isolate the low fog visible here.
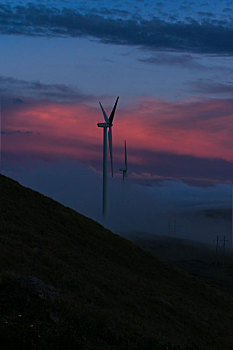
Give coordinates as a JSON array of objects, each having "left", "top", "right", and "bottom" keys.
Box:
[{"left": 2, "top": 158, "right": 232, "bottom": 246}]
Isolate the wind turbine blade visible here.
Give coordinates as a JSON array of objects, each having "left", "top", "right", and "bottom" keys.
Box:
[
  {"left": 125, "top": 140, "right": 127, "bottom": 170},
  {"left": 109, "top": 96, "right": 119, "bottom": 125},
  {"left": 99, "top": 102, "right": 109, "bottom": 123},
  {"left": 108, "top": 127, "right": 113, "bottom": 177}
]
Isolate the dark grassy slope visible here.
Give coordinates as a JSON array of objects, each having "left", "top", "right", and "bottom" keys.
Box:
[{"left": 1, "top": 174, "right": 233, "bottom": 349}]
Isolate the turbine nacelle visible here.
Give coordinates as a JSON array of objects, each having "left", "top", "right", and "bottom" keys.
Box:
[
  {"left": 119, "top": 169, "right": 128, "bottom": 175},
  {"left": 119, "top": 140, "right": 128, "bottom": 181},
  {"left": 97, "top": 122, "right": 110, "bottom": 128},
  {"left": 119, "top": 169, "right": 128, "bottom": 181}
]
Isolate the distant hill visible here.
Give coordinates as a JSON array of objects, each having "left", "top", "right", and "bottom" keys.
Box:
[
  {"left": 200, "top": 208, "right": 232, "bottom": 221},
  {"left": 1, "top": 174, "right": 233, "bottom": 349},
  {"left": 123, "top": 232, "right": 233, "bottom": 295}
]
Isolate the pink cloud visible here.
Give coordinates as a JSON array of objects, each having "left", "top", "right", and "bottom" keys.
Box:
[{"left": 2, "top": 96, "right": 233, "bottom": 184}]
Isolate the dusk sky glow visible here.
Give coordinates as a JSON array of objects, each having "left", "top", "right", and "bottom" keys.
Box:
[
  {"left": 2, "top": 93, "right": 232, "bottom": 185},
  {"left": 1, "top": 0, "right": 232, "bottom": 235}
]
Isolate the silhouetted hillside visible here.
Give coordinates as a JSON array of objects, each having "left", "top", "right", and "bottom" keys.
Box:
[{"left": 1, "top": 174, "right": 233, "bottom": 349}]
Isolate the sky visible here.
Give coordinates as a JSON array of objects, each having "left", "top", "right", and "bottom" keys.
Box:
[{"left": 1, "top": 0, "right": 233, "bottom": 242}]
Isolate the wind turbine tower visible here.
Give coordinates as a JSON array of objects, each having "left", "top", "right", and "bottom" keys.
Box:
[
  {"left": 97, "top": 97, "right": 119, "bottom": 217},
  {"left": 119, "top": 140, "right": 128, "bottom": 181}
]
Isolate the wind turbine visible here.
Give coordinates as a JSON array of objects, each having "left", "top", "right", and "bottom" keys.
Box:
[
  {"left": 119, "top": 140, "right": 128, "bottom": 181},
  {"left": 97, "top": 96, "right": 119, "bottom": 216}
]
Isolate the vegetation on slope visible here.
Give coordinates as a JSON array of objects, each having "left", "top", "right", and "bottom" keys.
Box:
[{"left": 1, "top": 174, "right": 233, "bottom": 349}]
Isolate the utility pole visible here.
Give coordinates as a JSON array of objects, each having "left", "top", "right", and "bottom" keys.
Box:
[
  {"left": 168, "top": 219, "right": 171, "bottom": 235},
  {"left": 220, "top": 235, "right": 228, "bottom": 266},
  {"left": 168, "top": 218, "right": 177, "bottom": 236},
  {"left": 214, "top": 235, "right": 219, "bottom": 265}
]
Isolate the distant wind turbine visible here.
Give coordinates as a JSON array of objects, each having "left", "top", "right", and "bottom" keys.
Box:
[
  {"left": 119, "top": 140, "right": 128, "bottom": 181},
  {"left": 97, "top": 96, "right": 119, "bottom": 216}
]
